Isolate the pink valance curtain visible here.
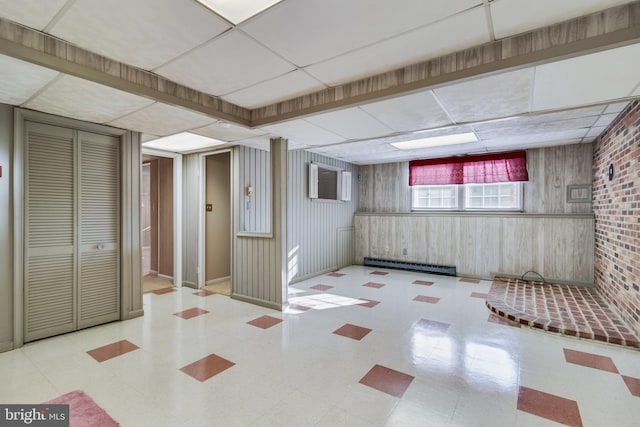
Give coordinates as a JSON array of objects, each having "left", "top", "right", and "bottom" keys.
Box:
[{"left": 409, "top": 151, "right": 528, "bottom": 186}]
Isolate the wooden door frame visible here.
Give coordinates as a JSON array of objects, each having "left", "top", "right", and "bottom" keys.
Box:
[{"left": 140, "top": 148, "right": 182, "bottom": 288}]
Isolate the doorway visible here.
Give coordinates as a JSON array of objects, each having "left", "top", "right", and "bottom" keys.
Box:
[
  {"left": 202, "top": 151, "right": 231, "bottom": 296},
  {"left": 141, "top": 153, "right": 178, "bottom": 293}
]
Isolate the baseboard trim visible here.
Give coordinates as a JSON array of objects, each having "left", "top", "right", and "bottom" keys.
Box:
[
  {"left": 288, "top": 267, "right": 337, "bottom": 285},
  {"left": 157, "top": 274, "right": 173, "bottom": 282},
  {"left": 231, "top": 293, "right": 282, "bottom": 311},
  {"left": 0, "top": 341, "right": 14, "bottom": 353},
  {"left": 123, "top": 309, "right": 144, "bottom": 320},
  {"left": 206, "top": 276, "right": 230, "bottom": 286},
  {"left": 181, "top": 281, "right": 198, "bottom": 289}
]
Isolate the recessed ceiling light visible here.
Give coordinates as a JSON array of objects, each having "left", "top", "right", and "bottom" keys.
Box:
[
  {"left": 391, "top": 132, "right": 478, "bottom": 150},
  {"left": 142, "top": 132, "right": 227, "bottom": 153},
  {"left": 195, "top": 0, "right": 282, "bottom": 24}
]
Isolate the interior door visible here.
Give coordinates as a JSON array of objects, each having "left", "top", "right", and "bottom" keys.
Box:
[
  {"left": 24, "top": 123, "right": 120, "bottom": 341},
  {"left": 77, "top": 131, "right": 120, "bottom": 329},
  {"left": 24, "top": 122, "right": 76, "bottom": 342}
]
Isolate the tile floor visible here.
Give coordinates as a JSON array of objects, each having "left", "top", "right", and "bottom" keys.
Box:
[{"left": 1, "top": 266, "right": 639, "bottom": 426}]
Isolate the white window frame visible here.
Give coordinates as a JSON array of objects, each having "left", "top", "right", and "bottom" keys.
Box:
[{"left": 411, "top": 182, "right": 523, "bottom": 212}]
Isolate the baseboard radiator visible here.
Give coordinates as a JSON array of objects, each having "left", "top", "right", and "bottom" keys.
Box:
[{"left": 363, "top": 257, "right": 456, "bottom": 276}]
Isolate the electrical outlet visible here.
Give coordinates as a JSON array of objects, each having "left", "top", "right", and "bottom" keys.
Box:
[{"left": 402, "top": 248, "right": 408, "bottom": 256}]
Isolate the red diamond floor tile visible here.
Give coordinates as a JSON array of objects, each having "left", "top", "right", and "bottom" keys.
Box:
[
  {"left": 310, "top": 284, "right": 334, "bottom": 291},
  {"left": 622, "top": 376, "right": 640, "bottom": 397},
  {"left": 173, "top": 307, "right": 209, "bottom": 320},
  {"left": 333, "top": 323, "right": 372, "bottom": 341},
  {"left": 193, "top": 290, "right": 215, "bottom": 297},
  {"left": 459, "top": 278, "right": 480, "bottom": 284},
  {"left": 286, "top": 304, "right": 311, "bottom": 312},
  {"left": 470, "top": 292, "right": 488, "bottom": 299},
  {"left": 87, "top": 340, "right": 139, "bottom": 363},
  {"left": 359, "top": 364, "right": 414, "bottom": 398},
  {"left": 563, "top": 348, "right": 619, "bottom": 374},
  {"left": 414, "top": 319, "right": 450, "bottom": 334},
  {"left": 517, "top": 386, "right": 583, "bottom": 427},
  {"left": 327, "top": 272, "right": 345, "bottom": 277},
  {"left": 363, "top": 282, "right": 385, "bottom": 289},
  {"left": 356, "top": 298, "right": 380, "bottom": 308},
  {"left": 370, "top": 271, "right": 389, "bottom": 276},
  {"left": 152, "top": 287, "right": 176, "bottom": 295},
  {"left": 179, "top": 353, "right": 235, "bottom": 382},
  {"left": 247, "top": 315, "right": 283, "bottom": 329},
  {"left": 413, "top": 295, "right": 440, "bottom": 304},
  {"left": 412, "top": 280, "right": 434, "bottom": 286}
]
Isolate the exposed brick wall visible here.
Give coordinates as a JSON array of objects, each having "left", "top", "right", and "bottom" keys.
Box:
[{"left": 593, "top": 100, "right": 640, "bottom": 336}]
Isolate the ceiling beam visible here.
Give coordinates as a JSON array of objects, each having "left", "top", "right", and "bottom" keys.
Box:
[
  {"left": 0, "top": 18, "right": 252, "bottom": 126},
  {"left": 251, "top": 1, "right": 640, "bottom": 126}
]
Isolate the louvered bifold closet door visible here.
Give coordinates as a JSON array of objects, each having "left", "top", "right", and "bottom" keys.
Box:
[
  {"left": 78, "top": 131, "right": 120, "bottom": 329},
  {"left": 24, "top": 122, "right": 76, "bottom": 342}
]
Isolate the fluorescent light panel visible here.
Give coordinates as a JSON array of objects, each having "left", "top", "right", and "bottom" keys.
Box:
[
  {"left": 142, "top": 132, "right": 226, "bottom": 153},
  {"left": 195, "top": 0, "right": 282, "bottom": 24},
  {"left": 391, "top": 132, "right": 478, "bottom": 150}
]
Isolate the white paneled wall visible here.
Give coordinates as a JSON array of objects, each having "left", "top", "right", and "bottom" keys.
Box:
[
  {"left": 237, "top": 146, "right": 271, "bottom": 233},
  {"left": 287, "top": 150, "right": 358, "bottom": 283}
]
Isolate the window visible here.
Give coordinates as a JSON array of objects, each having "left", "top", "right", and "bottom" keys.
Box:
[
  {"left": 412, "top": 182, "right": 523, "bottom": 211},
  {"left": 412, "top": 185, "right": 458, "bottom": 210}
]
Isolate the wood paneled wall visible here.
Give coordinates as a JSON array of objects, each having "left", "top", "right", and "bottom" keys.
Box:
[
  {"left": 355, "top": 213, "right": 594, "bottom": 284},
  {"left": 359, "top": 144, "right": 593, "bottom": 214},
  {"left": 356, "top": 144, "right": 595, "bottom": 284},
  {"left": 287, "top": 151, "right": 358, "bottom": 283}
]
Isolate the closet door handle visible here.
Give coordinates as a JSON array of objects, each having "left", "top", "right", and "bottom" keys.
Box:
[{"left": 97, "top": 243, "right": 105, "bottom": 250}]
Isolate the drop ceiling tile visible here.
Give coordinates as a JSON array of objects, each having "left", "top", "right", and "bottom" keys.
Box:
[
  {"left": 532, "top": 43, "right": 640, "bottom": 111},
  {"left": 585, "top": 126, "right": 607, "bottom": 139},
  {"left": 361, "top": 90, "right": 453, "bottom": 132},
  {"left": 482, "top": 138, "right": 584, "bottom": 152},
  {"left": 241, "top": 0, "right": 483, "bottom": 67},
  {"left": 50, "top": 0, "right": 230, "bottom": 70},
  {"left": 108, "top": 102, "right": 214, "bottom": 136},
  {"left": 156, "top": 30, "right": 295, "bottom": 96},
  {"left": 490, "top": 0, "right": 635, "bottom": 39},
  {"left": 235, "top": 136, "right": 272, "bottom": 151},
  {"left": 0, "top": 0, "right": 67, "bottom": 30},
  {"left": 0, "top": 54, "right": 59, "bottom": 105},
  {"left": 303, "top": 107, "right": 394, "bottom": 140},
  {"left": 472, "top": 106, "right": 604, "bottom": 131},
  {"left": 434, "top": 68, "right": 533, "bottom": 122},
  {"left": 191, "top": 122, "right": 266, "bottom": 142},
  {"left": 260, "top": 119, "right": 344, "bottom": 147},
  {"left": 24, "top": 75, "right": 154, "bottom": 124},
  {"left": 593, "top": 113, "right": 620, "bottom": 128},
  {"left": 603, "top": 102, "right": 630, "bottom": 114},
  {"left": 305, "top": 7, "right": 491, "bottom": 86},
  {"left": 475, "top": 116, "right": 597, "bottom": 140},
  {"left": 221, "top": 70, "right": 325, "bottom": 109},
  {"left": 479, "top": 128, "right": 588, "bottom": 146}
]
